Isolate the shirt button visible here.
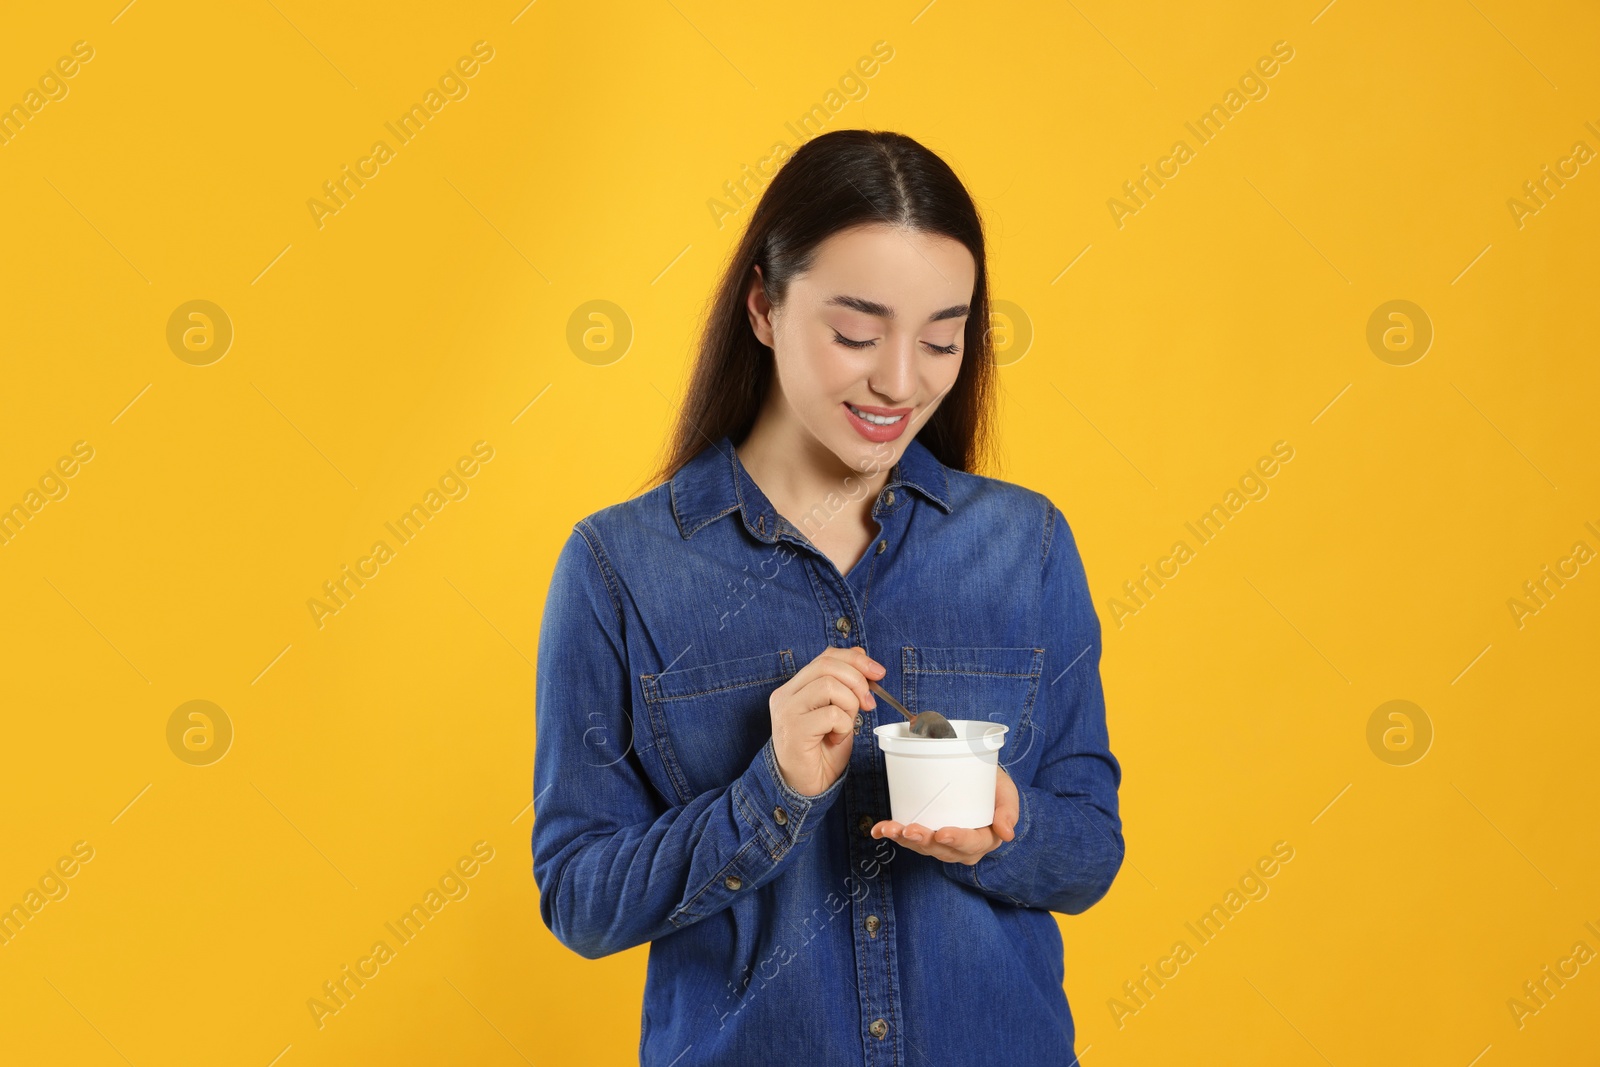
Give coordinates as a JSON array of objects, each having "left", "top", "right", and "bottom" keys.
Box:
[
  {"left": 865, "top": 914, "right": 881, "bottom": 936},
  {"left": 724, "top": 874, "right": 742, "bottom": 891},
  {"left": 857, "top": 814, "right": 874, "bottom": 837},
  {"left": 835, "top": 616, "right": 851, "bottom": 634},
  {"left": 854, "top": 713, "right": 862, "bottom": 734},
  {"left": 884, "top": 490, "right": 895, "bottom": 506},
  {"left": 773, "top": 806, "right": 788, "bottom": 826},
  {"left": 876, "top": 539, "right": 886, "bottom": 554},
  {"left": 869, "top": 1018, "right": 889, "bottom": 1039}
]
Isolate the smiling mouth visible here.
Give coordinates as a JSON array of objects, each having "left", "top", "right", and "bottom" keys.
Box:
[{"left": 845, "top": 402, "right": 909, "bottom": 426}]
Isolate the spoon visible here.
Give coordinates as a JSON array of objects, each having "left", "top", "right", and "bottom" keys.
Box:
[{"left": 868, "top": 680, "right": 957, "bottom": 739}]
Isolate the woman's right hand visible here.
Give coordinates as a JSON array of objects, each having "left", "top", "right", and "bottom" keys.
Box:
[{"left": 768, "top": 646, "right": 886, "bottom": 798}]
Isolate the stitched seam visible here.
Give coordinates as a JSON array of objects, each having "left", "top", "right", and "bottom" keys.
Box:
[
  {"left": 641, "top": 692, "right": 694, "bottom": 805},
  {"left": 1018, "top": 648, "right": 1045, "bottom": 738},
  {"left": 573, "top": 520, "right": 625, "bottom": 632},
  {"left": 669, "top": 478, "right": 688, "bottom": 536},
  {"left": 670, "top": 453, "right": 743, "bottom": 539},
  {"left": 877, "top": 836, "right": 902, "bottom": 1065},
  {"left": 733, "top": 775, "right": 783, "bottom": 856},
  {"left": 643, "top": 672, "right": 795, "bottom": 700},
  {"left": 684, "top": 502, "right": 739, "bottom": 537},
  {"left": 1041, "top": 497, "right": 1058, "bottom": 570},
  {"left": 901, "top": 646, "right": 916, "bottom": 713},
  {"left": 896, "top": 476, "right": 949, "bottom": 512},
  {"left": 729, "top": 454, "right": 775, "bottom": 542},
  {"left": 673, "top": 488, "right": 741, "bottom": 540}
]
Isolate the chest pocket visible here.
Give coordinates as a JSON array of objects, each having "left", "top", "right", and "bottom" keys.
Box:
[
  {"left": 902, "top": 646, "right": 1045, "bottom": 771},
  {"left": 640, "top": 649, "right": 798, "bottom": 804}
]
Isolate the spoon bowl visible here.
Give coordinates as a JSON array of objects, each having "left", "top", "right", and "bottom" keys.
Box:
[{"left": 868, "top": 680, "right": 957, "bottom": 739}]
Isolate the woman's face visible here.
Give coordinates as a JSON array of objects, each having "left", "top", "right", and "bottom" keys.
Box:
[{"left": 747, "top": 222, "right": 975, "bottom": 476}]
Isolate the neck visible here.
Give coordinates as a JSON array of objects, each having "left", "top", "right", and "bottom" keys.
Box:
[{"left": 735, "top": 408, "right": 893, "bottom": 532}]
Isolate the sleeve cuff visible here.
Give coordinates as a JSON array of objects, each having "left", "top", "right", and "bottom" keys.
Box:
[{"left": 734, "top": 738, "right": 848, "bottom": 860}]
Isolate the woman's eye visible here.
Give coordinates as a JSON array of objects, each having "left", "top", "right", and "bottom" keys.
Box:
[
  {"left": 832, "top": 331, "right": 875, "bottom": 350},
  {"left": 832, "top": 330, "right": 960, "bottom": 356}
]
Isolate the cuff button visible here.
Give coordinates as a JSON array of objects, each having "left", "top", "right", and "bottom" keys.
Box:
[{"left": 724, "top": 874, "right": 742, "bottom": 890}]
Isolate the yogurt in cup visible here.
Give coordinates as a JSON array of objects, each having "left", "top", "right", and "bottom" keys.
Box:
[{"left": 873, "top": 720, "right": 1009, "bottom": 829}]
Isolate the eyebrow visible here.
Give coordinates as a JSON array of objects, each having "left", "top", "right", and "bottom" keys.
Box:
[{"left": 824, "top": 294, "right": 970, "bottom": 323}]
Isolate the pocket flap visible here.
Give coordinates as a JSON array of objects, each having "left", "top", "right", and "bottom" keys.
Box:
[
  {"left": 903, "top": 645, "right": 1044, "bottom": 678},
  {"left": 642, "top": 649, "right": 797, "bottom": 704}
]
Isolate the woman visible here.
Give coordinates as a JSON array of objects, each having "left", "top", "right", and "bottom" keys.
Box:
[{"left": 532, "top": 129, "right": 1124, "bottom": 1066}]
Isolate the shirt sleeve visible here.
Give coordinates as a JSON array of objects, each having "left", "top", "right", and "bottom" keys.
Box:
[
  {"left": 532, "top": 521, "right": 848, "bottom": 960},
  {"left": 939, "top": 501, "right": 1125, "bottom": 913}
]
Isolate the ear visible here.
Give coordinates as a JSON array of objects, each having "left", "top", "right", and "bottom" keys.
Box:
[{"left": 745, "top": 264, "right": 775, "bottom": 348}]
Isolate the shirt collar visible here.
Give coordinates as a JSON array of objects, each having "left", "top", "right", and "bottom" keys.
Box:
[{"left": 670, "top": 433, "right": 953, "bottom": 541}]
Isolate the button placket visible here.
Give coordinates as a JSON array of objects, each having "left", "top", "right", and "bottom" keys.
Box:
[
  {"left": 843, "top": 752, "right": 901, "bottom": 1065},
  {"left": 796, "top": 530, "right": 901, "bottom": 1065}
]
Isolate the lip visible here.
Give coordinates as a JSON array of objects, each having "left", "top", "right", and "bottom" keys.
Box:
[{"left": 842, "top": 401, "right": 912, "bottom": 443}]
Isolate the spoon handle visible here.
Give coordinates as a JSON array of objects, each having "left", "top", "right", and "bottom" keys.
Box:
[{"left": 868, "top": 680, "right": 916, "bottom": 724}]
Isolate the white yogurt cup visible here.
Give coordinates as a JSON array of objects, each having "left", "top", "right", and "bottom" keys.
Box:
[{"left": 873, "top": 720, "right": 1009, "bottom": 830}]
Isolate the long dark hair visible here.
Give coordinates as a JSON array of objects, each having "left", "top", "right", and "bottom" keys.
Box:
[{"left": 639, "top": 129, "right": 998, "bottom": 496}]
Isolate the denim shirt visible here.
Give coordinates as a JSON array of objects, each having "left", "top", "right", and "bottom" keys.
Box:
[{"left": 531, "top": 433, "right": 1124, "bottom": 1066}]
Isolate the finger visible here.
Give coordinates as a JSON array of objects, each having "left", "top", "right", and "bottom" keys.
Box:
[
  {"left": 994, "top": 771, "right": 1018, "bottom": 837},
  {"left": 815, "top": 645, "right": 887, "bottom": 680},
  {"left": 932, "top": 825, "right": 1001, "bottom": 860},
  {"left": 814, "top": 660, "right": 878, "bottom": 710},
  {"left": 812, "top": 643, "right": 889, "bottom": 675},
  {"left": 874, "top": 823, "right": 943, "bottom": 859},
  {"left": 992, "top": 799, "right": 1017, "bottom": 838},
  {"left": 793, "top": 661, "right": 875, "bottom": 713},
  {"left": 906, "top": 826, "right": 971, "bottom": 863},
  {"left": 874, "top": 825, "right": 970, "bottom": 863},
  {"left": 824, "top": 705, "right": 855, "bottom": 743},
  {"left": 804, "top": 698, "right": 858, "bottom": 750},
  {"left": 836, "top": 644, "right": 887, "bottom": 679},
  {"left": 799, "top": 675, "right": 860, "bottom": 717},
  {"left": 930, "top": 827, "right": 990, "bottom": 854}
]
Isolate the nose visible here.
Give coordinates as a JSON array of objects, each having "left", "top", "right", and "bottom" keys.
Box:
[{"left": 866, "top": 332, "right": 917, "bottom": 404}]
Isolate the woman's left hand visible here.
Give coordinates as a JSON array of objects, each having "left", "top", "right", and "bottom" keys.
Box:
[{"left": 870, "top": 766, "right": 1018, "bottom": 866}]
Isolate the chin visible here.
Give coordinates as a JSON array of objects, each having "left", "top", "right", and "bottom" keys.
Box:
[{"left": 842, "top": 434, "right": 900, "bottom": 475}]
